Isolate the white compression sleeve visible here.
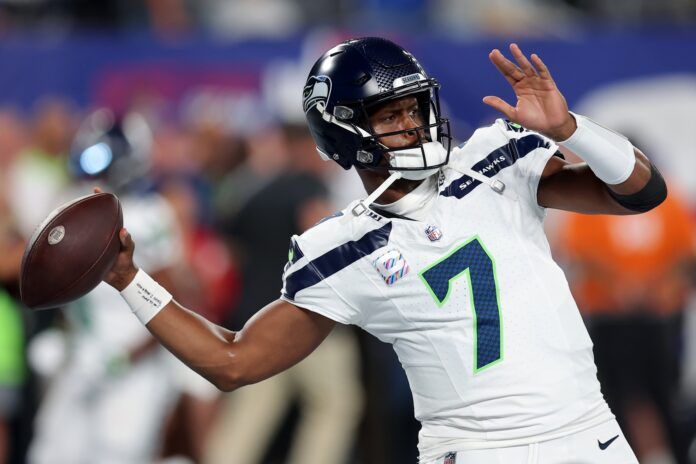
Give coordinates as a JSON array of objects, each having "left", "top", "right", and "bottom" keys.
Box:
[
  {"left": 120, "top": 269, "right": 173, "bottom": 325},
  {"left": 558, "top": 112, "right": 636, "bottom": 185}
]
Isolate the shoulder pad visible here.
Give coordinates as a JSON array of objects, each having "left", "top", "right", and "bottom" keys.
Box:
[
  {"left": 293, "top": 201, "right": 384, "bottom": 260},
  {"left": 284, "top": 216, "right": 393, "bottom": 294}
]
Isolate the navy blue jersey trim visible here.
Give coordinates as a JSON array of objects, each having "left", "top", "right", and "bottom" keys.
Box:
[
  {"left": 441, "top": 134, "right": 550, "bottom": 199},
  {"left": 283, "top": 222, "right": 392, "bottom": 300}
]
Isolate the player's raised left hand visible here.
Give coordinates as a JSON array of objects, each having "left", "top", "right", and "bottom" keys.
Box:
[{"left": 483, "top": 43, "right": 576, "bottom": 142}]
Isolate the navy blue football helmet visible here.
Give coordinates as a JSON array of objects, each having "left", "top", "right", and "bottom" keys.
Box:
[{"left": 303, "top": 37, "right": 452, "bottom": 175}]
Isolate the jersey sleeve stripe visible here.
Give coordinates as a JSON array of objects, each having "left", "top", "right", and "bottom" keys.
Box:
[
  {"left": 509, "top": 134, "right": 552, "bottom": 161},
  {"left": 283, "top": 222, "right": 392, "bottom": 300},
  {"left": 441, "top": 134, "right": 550, "bottom": 199}
]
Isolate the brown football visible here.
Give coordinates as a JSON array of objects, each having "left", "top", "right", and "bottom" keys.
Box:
[{"left": 20, "top": 192, "right": 123, "bottom": 310}]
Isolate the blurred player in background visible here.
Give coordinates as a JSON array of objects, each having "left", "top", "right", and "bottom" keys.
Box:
[
  {"left": 101, "top": 38, "right": 666, "bottom": 463},
  {"left": 6, "top": 98, "right": 76, "bottom": 240},
  {"left": 28, "top": 109, "right": 218, "bottom": 464}
]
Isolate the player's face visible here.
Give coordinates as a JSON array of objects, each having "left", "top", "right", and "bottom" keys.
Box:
[{"left": 368, "top": 96, "right": 425, "bottom": 149}]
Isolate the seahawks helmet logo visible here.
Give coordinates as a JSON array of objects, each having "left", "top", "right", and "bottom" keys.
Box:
[{"left": 303, "top": 75, "right": 331, "bottom": 113}]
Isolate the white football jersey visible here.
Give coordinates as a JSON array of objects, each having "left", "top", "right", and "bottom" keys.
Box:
[{"left": 280, "top": 119, "right": 613, "bottom": 461}]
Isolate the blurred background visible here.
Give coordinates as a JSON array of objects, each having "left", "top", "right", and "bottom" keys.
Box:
[{"left": 1, "top": 1, "right": 696, "bottom": 463}]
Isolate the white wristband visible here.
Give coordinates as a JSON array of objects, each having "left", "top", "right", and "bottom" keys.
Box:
[
  {"left": 120, "top": 269, "right": 172, "bottom": 325},
  {"left": 558, "top": 112, "right": 636, "bottom": 185}
]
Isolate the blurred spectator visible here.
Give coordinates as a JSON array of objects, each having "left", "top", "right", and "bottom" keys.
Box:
[
  {"left": 0, "top": 108, "right": 35, "bottom": 464},
  {"left": 0, "top": 288, "right": 25, "bottom": 464},
  {"left": 0, "top": 0, "right": 192, "bottom": 34},
  {"left": 211, "top": 124, "right": 288, "bottom": 221},
  {"left": 557, "top": 188, "right": 696, "bottom": 464},
  {"left": 179, "top": 92, "right": 253, "bottom": 183},
  {"left": 559, "top": 0, "right": 696, "bottom": 24},
  {"left": 214, "top": 123, "right": 330, "bottom": 327},
  {"left": 204, "top": 123, "right": 363, "bottom": 464},
  {"left": 196, "top": 0, "right": 302, "bottom": 38},
  {"left": 0, "top": 141, "right": 25, "bottom": 463},
  {"left": 145, "top": 0, "right": 192, "bottom": 36},
  {"left": 0, "top": 171, "right": 25, "bottom": 285},
  {"left": 159, "top": 175, "right": 241, "bottom": 325},
  {"left": 6, "top": 97, "right": 76, "bottom": 240},
  {"left": 431, "top": 0, "right": 580, "bottom": 36},
  {"left": 0, "top": 108, "right": 29, "bottom": 176}
]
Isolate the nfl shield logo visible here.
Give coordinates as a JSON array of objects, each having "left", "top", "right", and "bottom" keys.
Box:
[
  {"left": 425, "top": 225, "right": 443, "bottom": 242},
  {"left": 443, "top": 452, "right": 457, "bottom": 464}
]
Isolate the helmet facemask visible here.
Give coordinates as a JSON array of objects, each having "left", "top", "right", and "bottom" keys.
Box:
[{"left": 363, "top": 87, "right": 452, "bottom": 180}]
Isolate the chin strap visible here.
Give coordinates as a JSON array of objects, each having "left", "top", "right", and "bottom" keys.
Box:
[
  {"left": 349, "top": 171, "right": 404, "bottom": 218},
  {"left": 346, "top": 163, "right": 506, "bottom": 222}
]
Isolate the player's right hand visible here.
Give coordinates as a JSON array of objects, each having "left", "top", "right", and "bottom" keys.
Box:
[
  {"left": 104, "top": 227, "right": 139, "bottom": 292},
  {"left": 93, "top": 187, "right": 139, "bottom": 292}
]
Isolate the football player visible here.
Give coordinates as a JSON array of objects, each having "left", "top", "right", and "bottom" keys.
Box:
[{"left": 102, "top": 38, "right": 666, "bottom": 463}]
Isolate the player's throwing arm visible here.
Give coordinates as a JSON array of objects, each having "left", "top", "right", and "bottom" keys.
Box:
[{"left": 103, "top": 219, "right": 336, "bottom": 391}]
